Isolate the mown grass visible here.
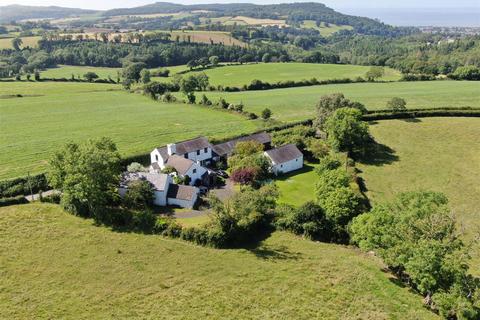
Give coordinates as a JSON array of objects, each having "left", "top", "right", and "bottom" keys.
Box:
[
  {"left": 357, "top": 117, "right": 480, "bottom": 274},
  {"left": 0, "top": 82, "right": 260, "bottom": 179},
  {"left": 0, "top": 203, "right": 438, "bottom": 319},
  {"left": 205, "top": 81, "right": 480, "bottom": 121},
  {"left": 179, "top": 63, "right": 401, "bottom": 88},
  {"left": 276, "top": 163, "right": 320, "bottom": 207}
]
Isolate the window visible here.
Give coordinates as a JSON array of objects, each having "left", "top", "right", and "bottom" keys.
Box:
[
  {"left": 280, "top": 164, "right": 283, "bottom": 168},
  {"left": 204, "top": 147, "right": 208, "bottom": 153},
  {"left": 184, "top": 154, "right": 188, "bottom": 159},
  {"left": 296, "top": 159, "right": 298, "bottom": 162},
  {"left": 197, "top": 150, "right": 200, "bottom": 156},
  {"left": 155, "top": 155, "right": 158, "bottom": 161},
  {"left": 193, "top": 169, "right": 197, "bottom": 174}
]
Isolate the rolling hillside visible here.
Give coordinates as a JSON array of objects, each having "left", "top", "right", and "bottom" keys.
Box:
[{"left": 0, "top": 203, "right": 439, "bottom": 319}]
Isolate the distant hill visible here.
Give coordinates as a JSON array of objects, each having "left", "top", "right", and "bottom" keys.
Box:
[
  {"left": 104, "top": 2, "right": 411, "bottom": 36},
  {"left": 0, "top": 5, "right": 96, "bottom": 23}
]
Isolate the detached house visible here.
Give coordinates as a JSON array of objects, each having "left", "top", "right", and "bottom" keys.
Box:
[
  {"left": 264, "top": 144, "right": 303, "bottom": 175},
  {"left": 150, "top": 137, "right": 214, "bottom": 186}
]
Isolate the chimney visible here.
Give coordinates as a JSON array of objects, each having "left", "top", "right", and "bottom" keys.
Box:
[{"left": 167, "top": 143, "right": 176, "bottom": 155}]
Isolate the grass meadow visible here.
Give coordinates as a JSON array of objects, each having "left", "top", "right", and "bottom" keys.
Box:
[
  {"left": 0, "top": 203, "right": 439, "bottom": 319},
  {"left": 357, "top": 117, "right": 480, "bottom": 274},
  {"left": 205, "top": 81, "right": 480, "bottom": 121},
  {"left": 0, "top": 35, "right": 41, "bottom": 49},
  {"left": 40, "top": 65, "right": 122, "bottom": 80},
  {"left": 300, "top": 20, "right": 353, "bottom": 36},
  {"left": 276, "top": 163, "right": 320, "bottom": 207},
  {"left": 177, "top": 63, "right": 401, "bottom": 88},
  {"left": 0, "top": 82, "right": 260, "bottom": 179}
]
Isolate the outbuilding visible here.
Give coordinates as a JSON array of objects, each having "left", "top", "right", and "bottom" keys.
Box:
[{"left": 264, "top": 144, "right": 303, "bottom": 175}]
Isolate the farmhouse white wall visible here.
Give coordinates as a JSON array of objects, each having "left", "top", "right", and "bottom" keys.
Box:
[
  {"left": 271, "top": 156, "right": 303, "bottom": 175},
  {"left": 184, "top": 164, "right": 208, "bottom": 186},
  {"left": 184, "top": 147, "right": 212, "bottom": 164},
  {"left": 150, "top": 149, "right": 166, "bottom": 167}
]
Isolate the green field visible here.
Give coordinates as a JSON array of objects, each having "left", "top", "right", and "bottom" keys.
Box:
[
  {"left": 301, "top": 20, "right": 353, "bottom": 36},
  {"left": 0, "top": 82, "right": 260, "bottom": 179},
  {"left": 0, "top": 203, "right": 438, "bottom": 319},
  {"left": 178, "top": 63, "right": 401, "bottom": 88},
  {"left": 40, "top": 65, "right": 122, "bottom": 80},
  {"left": 357, "top": 117, "right": 480, "bottom": 274},
  {"left": 205, "top": 81, "right": 480, "bottom": 121}
]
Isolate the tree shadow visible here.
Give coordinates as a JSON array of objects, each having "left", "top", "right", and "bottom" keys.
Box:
[
  {"left": 249, "top": 244, "right": 302, "bottom": 261},
  {"left": 355, "top": 140, "right": 399, "bottom": 166},
  {"left": 402, "top": 118, "right": 422, "bottom": 123}
]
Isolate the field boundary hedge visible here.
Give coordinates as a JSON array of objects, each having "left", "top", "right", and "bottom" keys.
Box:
[{"left": 363, "top": 109, "right": 480, "bottom": 121}]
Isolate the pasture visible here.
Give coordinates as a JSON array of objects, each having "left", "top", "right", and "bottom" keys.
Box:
[
  {"left": 169, "top": 30, "right": 246, "bottom": 47},
  {"left": 357, "top": 117, "right": 480, "bottom": 274},
  {"left": 40, "top": 65, "right": 122, "bottom": 80},
  {"left": 301, "top": 20, "right": 353, "bottom": 36},
  {"left": 0, "top": 203, "right": 438, "bottom": 319},
  {"left": 205, "top": 81, "right": 480, "bottom": 121},
  {"left": 181, "top": 63, "right": 401, "bottom": 88},
  {"left": 0, "top": 82, "right": 259, "bottom": 179}
]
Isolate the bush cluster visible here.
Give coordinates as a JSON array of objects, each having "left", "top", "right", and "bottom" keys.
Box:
[
  {"left": 0, "top": 174, "right": 49, "bottom": 198},
  {"left": 363, "top": 109, "right": 480, "bottom": 121}
]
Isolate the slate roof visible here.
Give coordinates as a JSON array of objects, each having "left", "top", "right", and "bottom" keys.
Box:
[
  {"left": 165, "top": 155, "right": 194, "bottom": 175},
  {"left": 154, "top": 146, "right": 169, "bottom": 161},
  {"left": 265, "top": 144, "right": 303, "bottom": 165},
  {"left": 167, "top": 184, "right": 197, "bottom": 201},
  {"left": 120, "top": 172, "right": 169, "bottom": 191},
  {"left": 173, "top": 136, "right": 211, "bottom": 155},
  {"left": 212, "top": 132, "right": 271, "bottom": 157}
]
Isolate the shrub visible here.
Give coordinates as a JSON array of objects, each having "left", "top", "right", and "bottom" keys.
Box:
[
  {"left": 39, "top": 192, "right": 61, "bottom": 204},
  {"left": 261, "top": 108, "right": 272, "bottom": 120},
  {"left": 230, "top": 167, "right": 259, "bottom": 185},
  {"left": 0, "top": 195, "right": 29, "bottom": 207},
  {"left": 0, "top": 174, "right": 49, "bottom": 198},
  {"left": 127, "top": 162, "right": 146, "bottom": 173}
]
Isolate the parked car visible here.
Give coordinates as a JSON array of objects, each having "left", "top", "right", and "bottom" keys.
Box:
[
  {"left": 216, "top": 170, "right": 228, "bottom": 178},
  {"left": 198, "top": 186, "right": 209, "bottom": 195}
]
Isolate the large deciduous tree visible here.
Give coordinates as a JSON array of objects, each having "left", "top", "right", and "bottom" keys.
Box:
[
  {"left": 314, "top": 93, "right": 366, "bottom": 130},
  {"left": 48, "top": 137, "right": 121, "bottom": 218},
  {"left": 325, "top": 107, "right": 370, "bottom": 154}
]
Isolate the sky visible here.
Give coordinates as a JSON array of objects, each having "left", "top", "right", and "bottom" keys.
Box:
[{"left": 1, "top": 0, "right": 479, "bottom": 11}]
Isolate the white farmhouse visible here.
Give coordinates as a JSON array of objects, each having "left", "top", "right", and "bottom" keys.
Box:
[
  {"left": 150, "top": 136, "right": 213, "bottom": 167},
  {"left": 151, "top": 155, "right": 209, "bottom": 186},
  {"left": 264, "top": 144, "right": 303, "bottom": 175},
  {"left": 119, "top": 172, "right": 198, "bottom": 209}
]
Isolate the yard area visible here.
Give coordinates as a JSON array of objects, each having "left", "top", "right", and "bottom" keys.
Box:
[{"left": 276, "top": 163, "right": 319, "bottom": 207}]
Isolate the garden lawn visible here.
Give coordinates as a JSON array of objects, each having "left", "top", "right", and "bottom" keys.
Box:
[
  {"left": 40, "top": 65, "right": 122, "bottom": 80},
  {"left": 276, "top": 163, "right": 320, "bottom": 207},
  {"left": 205, "top": 81, "right": 480, "bottom": 121},
  {"left": 181, "top": 63, "right": 401, "bottom": 88},
  {"left": 357, "top": 117, "right": 480, "bottom": 274},
  {"left": 0, "top": 203, "right": 439, "bottom": 319},
  {"left": 0, "top": 82, "right": 260, "bottom": 179}
]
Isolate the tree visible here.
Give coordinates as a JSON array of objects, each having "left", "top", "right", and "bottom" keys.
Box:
[
  {"left": 122, "top": 62, "right": 147, "bottom": 82},
  {"left": 230, "top": 167, "right": 259, "bottom": 185},
  {"left": 365, "top": 66, "right": 385, "bottom": 81},
  {"left": 451, "top": 66, "right": 480, "bottom": 80},
  {"left": 276, "top": 201, "right": 332, "bottom": 241},
  {"left": 262, "top": 53, "right": 272, "bottom": 63},
  {"left": 234, "top": 140, "right": 264, "bottom": 157},
  {"left": 314, "top": 93, "right": 366, "bottom": 130},
  {"left": 34, "top": 70, "right": 40, "bottom": 81},
  {"left": 350, "top": 191, "right": 479, "bottom": 318},
  {"left": 123, "top": 180, "right": 155, "bottom": 209},
  {"left": 140, "top": 69, "right": 151, "bottom": 84},
  {"left": 261, "top": 108, "right": 272, "bottom": 120},
  {"left": 325, "top": 108, "right": 370, "bottom": 154},
  {"left": 387, "top": 97, "right": 407, "bottom": 112},
  {"left": 209, "top": 55, "right": 219, "bottom": 66},
  {"left": 306, "top": 138, "right": 330, "bottom": 160},
  {"left": 127, "top": 162, "right": 146, "bottom": 173},
  {"left": 83, "top": 72, "right": 99, "bottom": 82},
  {"left": 11, "top": 37, "right": 23, "bottom": 51},
  {"left": 198, "top": 57, "right": 209, "bottom": 68},
  {"left": 48, "top": 137, "right": 121, "bottom": 219}
]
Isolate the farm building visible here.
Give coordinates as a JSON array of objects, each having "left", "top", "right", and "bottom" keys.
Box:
[
  {"left": 151, "top": 155, "right": 210, "bottom": 186},
  {"left": 119, "top": 172, "right": 199, "bottom": 209},
  {"left": 151, "top": 136, "right": 213, "bottom": 167},
  {"left": 264, "top": 144, "right": 303, "bottom": 175},
  {"left": 212, "top": 132, "right": 271, "bottom": 159}
]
